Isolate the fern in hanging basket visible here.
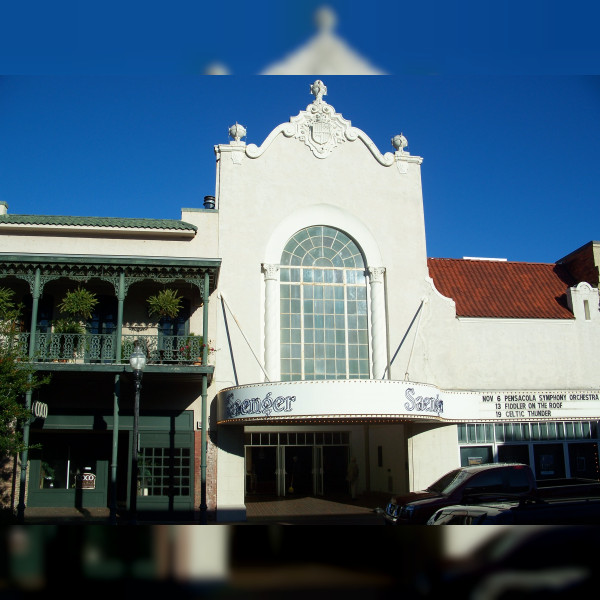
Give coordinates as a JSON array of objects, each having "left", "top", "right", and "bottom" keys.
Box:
[
  {"left": 147, "top": 288, "right": 183, "bottom": 320},
  {"left": 57, "top": 287, "right": 98, "bottom": 321}
]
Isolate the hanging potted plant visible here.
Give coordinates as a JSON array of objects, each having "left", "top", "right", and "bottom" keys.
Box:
[
  {"left": 53, "top": 287, "right": 98, "bottom": 360},
  {"left": 147, "top": 288, "right": 183, "bottom": 363},
  {"left": 146, "top": 288, "right": 183, "bottom": 320}
]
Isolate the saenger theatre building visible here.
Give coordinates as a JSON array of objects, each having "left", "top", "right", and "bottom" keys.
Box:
[{"left": 2, "top": 79, "right": 599, "bottom": 521}]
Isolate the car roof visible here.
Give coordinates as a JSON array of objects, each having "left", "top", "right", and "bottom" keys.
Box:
[{"left": 458, "top": 462, "right": 528, "bottom": 474}]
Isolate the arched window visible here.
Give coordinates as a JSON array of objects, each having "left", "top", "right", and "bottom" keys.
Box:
[{"left": 279, "top": 226, "right": 369, "bottom": 381}]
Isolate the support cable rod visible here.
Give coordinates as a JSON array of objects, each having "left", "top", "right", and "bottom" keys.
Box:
[
  {"left": 220, "top": 294, "right": 239, "bottom": 387},
  {"left": 404, "top": 299, "right": 426, "bottom": 381},
  {"left": 219, "top": 293, "right": 271, "bottom": 382},
  {"left": 381, "top": 299, "right": 424, "bottom": 380}
]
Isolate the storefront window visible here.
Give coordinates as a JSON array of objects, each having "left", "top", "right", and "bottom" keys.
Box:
[
  {"left": 460, "top": 446, "right": 493, "bottom": 467},
  {"left": 280, "top": 226, "right": 369, "bottom": 381},
  {"left": 534, "top": 444, "right": 566, "bottom": 479},
  {"left": 459, "top": 421, "right": 600, "bottom": 478},
  {"left": 37, "top": 445, "right": 97, "bottom": 490},
  {"left": 137, "top": 447, "right": 191, "bottom": 496}
]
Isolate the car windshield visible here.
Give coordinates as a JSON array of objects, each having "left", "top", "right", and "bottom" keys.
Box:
[{"left": 427, "top": 469, "right": 471, "bottom": 495}]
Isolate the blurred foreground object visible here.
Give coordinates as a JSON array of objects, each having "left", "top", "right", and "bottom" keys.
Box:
[
  {"left": 425, "top": 526, "right": 597, "bottom": 600},
  {"left": 261, "top": 5, "right": 386, "bottom": 75}
]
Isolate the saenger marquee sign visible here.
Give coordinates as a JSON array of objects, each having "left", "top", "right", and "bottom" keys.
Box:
[{"left": 216, "top": 380, "right": 600, "bottom": 424}]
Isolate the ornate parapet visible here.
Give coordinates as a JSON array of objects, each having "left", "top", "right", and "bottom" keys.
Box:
[{"left": 235, "top": 80, "right": 423, "bottom": 167}]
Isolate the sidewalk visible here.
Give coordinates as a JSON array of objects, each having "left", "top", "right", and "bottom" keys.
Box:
[
  {"left": 244, "top": 491, "right": 389, "bottom": 524},
  {"left": 20, "top": 492, "right": 391, "bottom": 525}
]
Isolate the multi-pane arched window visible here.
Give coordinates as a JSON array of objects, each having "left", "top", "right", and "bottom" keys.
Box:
[{"left": 279, "top": 226, "right": 369, "bottom": 381}]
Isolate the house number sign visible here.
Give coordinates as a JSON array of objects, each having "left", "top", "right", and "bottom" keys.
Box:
[{"left": 31, "top": 400, "right": 49, "bottom": 419}]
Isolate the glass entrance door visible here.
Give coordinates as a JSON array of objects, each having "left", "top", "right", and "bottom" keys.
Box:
[
  {"left": 322, "top": 446, "right": 349, "bottom": 494},
  {"left": 245, "top": 446, "right": 277, "bottom": 495},
  {"left": 284, "top": 446, "right": 312, "bottom": 496},
  {"left": 244, "top": 432, "right": 351, "bottom": 498},
  {"left": 277, "top": 446, "right": 286, "bottom": 496},
  {"left": 313, "top": 446, "right": 324, "bottom": 496}
]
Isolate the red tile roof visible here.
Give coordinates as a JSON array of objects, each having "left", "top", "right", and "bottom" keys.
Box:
[{"left": 427, "top": 258, "right": 576, "bottom": 319}]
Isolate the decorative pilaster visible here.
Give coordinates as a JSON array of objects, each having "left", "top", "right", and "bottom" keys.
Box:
[
  {"left": 368, "top": 266, "right": 387, "bottom": 379},
  {"left": 262, "top": 264, "right": 280, "bottom": 382}
]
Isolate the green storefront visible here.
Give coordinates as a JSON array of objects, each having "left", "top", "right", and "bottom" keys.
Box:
[{"left": 28, "top": 410, "right": 195, "bottom": 513}]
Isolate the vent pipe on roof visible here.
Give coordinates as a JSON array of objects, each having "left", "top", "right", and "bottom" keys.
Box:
[
  {"left": 203, "top": 196, "right": 216, "bottom": 210},
  {"left": 0, "top": 201, "right": 7, "bottom": 216}
]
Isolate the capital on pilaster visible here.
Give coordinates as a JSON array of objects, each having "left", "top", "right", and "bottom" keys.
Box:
[
  {"left": 262, "top": 264, "right": 280, "bottom": 281},
  {"left": 368, "top": 266, "right": 385, "bottom": 284}
]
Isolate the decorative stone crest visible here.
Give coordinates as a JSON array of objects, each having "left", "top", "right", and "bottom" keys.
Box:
[{"left": 281, "top": 80, "right": 351, "bottom": 159}]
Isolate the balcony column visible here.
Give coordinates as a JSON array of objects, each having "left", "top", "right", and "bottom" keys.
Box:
[
  {"left": 110, "top": 270, "right": 126, "bottom": 524},
  {"left": 17, "top": 266, "right": 41, "bottom": 522},
  {"left": 200, "top": 270, "right": 210, "bottom": 524},
  {"left": 368, "top": 266, "right": 387, "bottom": 380},
  {"left": 262, "top": 264, "right": 280, "bottom": 382}
]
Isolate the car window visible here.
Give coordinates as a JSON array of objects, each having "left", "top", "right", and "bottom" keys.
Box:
[
  {"left": 465, "top": 471, "right": 504, "bottom": 494},
  {"left": 507, "top": 468, "right": 531, "bottom": 492},
  {"left": 427, "top": 469, "right": 467, "bottom": 494}
]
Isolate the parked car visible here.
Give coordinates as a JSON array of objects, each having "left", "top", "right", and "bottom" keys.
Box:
[
  {"left": 426, "top": 495, "right": 600, "bottom": 524},
  {"left": 382, "top": 462, "right": 600, "bottom": 525}
]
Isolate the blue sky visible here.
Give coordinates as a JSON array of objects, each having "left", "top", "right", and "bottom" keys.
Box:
[
  {"left": 1, "top": 2, "right": 599, "bottom": 263},
  {"left": 2, "top": 1, "right": 599, "bottom": 76}
]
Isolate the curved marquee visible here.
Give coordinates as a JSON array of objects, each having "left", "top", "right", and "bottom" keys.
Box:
[{"left": 217, "top": 380, "right": 600, "bottom": 425}]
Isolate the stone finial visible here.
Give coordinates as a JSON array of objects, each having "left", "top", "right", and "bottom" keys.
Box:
[
  {"left": 0, "top": 201, "right": 7, "bottom": 216},
  {"left": 392, "top": 133, "right": 408, "bottom": 153},
  {"left": 310, "top": 80, "right": 327, "bottom": 103},
  {"left": 228, "top": 123, "right": 247, "bottom": 142}
]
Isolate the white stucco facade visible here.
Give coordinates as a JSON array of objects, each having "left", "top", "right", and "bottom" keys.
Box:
[
  {"left": 2, "top": 80, "right": 599, "bottom": 521},
  {"left": 208, "top": 80, "right": 600, "bottom": 518}
]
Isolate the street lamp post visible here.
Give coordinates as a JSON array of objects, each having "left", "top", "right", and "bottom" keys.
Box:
[{"left": 129, "top": 340, "right": 146, "bottom": 524}]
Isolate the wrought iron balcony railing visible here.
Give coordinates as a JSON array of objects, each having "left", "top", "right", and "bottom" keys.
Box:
[{"left": 12, "top": 332, "right": 210, "bottom": 365}]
